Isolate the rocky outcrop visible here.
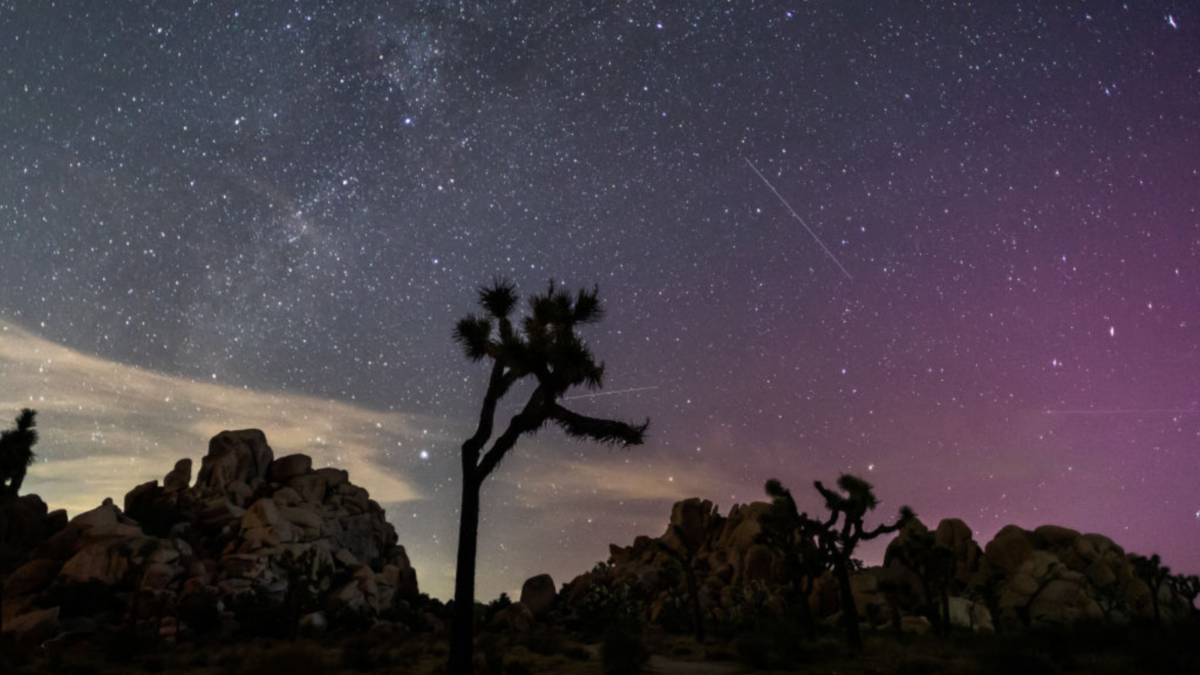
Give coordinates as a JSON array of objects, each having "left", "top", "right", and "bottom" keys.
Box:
[
  {"left": 562, "top": 497, "right": 790, "bottom": 630},
  {"left": 968, "top": 524, "right": 1190, "bottom": 630},
  {"left": 0, "top": 493, "right": 67, "bottom": 574},
  {"left": 2, "top": 429, "right": 418, "bottom": 641},
  {"left": 565, "top": 498, "right": 1193, "bottom": 636}
]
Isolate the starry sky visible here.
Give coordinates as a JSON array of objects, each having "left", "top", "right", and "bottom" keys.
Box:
[{"left": 2, "top": 1, "right": 1199, "bottom": 600}]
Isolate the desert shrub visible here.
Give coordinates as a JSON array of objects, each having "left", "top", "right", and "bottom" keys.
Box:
[
  {"left": 978, "top": 650, "right": 1061, "bottom": 675},
  {"left": 526, "top": 624, "right": 566, "bottom": 655},
  {"left": 380, "top": 598, "right": 426, "bottom": 630},
  {"left": 601, "top": 629, "right": 649, "bottom": 675},
  {"left": 563, "top": 645, "right": 591, "bottom": 660},
  {"left": 102, "top": 627, "right": 150, "bottom": 664},
  {"left": 895, "top": 655, "right": 948, "bottom": 674},
  {"left": 341, "top": 635, "right": 385, "bottom": 672},
  {"left": 483, "top": 591, "right": 513, "bottom": 624},
  {"left": 394, "top": 639, "right": 429, "bottom": 667},
  {"left": 36, "top": 580, "right": 126, "bottom": 621},
  {"left": 176, "top": 593, "right": 222, "bottom": 634},
  {"left": 229, "top": 591, "right": 292, "bottom": 638},
  {"left": 478, "top": 633, "right": 506, "bottom": 675},
  {"left": 730, "top": 615, "right": 813, "bottom": 669},
  {"left": 504, "top": 661, "right": 534, "bottom": 675},
  {"left": 254, "top": 644, "right": 332, "bottom": 675},
  {"left": 326, "top": 599, "right": 374, "bottom": 633},
  {"left": 577, "top": 581, "right": 644, "bottom": 637}
]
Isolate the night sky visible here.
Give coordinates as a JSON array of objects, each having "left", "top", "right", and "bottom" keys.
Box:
[{"left": 3, "top": 1, "right": 1199, "bottom": 600}]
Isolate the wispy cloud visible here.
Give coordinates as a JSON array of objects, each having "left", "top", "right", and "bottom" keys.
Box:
[{"left": 0, "top": 321, "right": 430, "bottom": 515}]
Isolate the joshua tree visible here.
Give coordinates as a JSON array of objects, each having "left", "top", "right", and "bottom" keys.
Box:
[
  {"left": 1133, "top": 554, "right": 1172, "bottom": 624},
  {"left": 447, "top": 279, "right": 648, "bottom": 675},
  {"left": 0, "top": 408, "right": 38, "bottom": 499},
  {"left": 658, "top": 523, "right": 706, "bottom": 642},
  {"left": 812, "top": 474, "right": 914, "bottom": 651},
  {"left": 1169, "top": 573, "right": 1200, "bottom": 616},
  {"left": 760, "top": 478, "right": 829, "bottom": 625},
  {"left": 887, "top": 526, "right": 955, "bottom": 634}
]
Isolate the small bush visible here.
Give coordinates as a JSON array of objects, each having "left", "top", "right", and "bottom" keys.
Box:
[
  {"left": 602, "top": 630, "right": 649, "bottom": 675},
  {"left": 177, "top": 593, "right": 222, "bottom": 634},
  {"left": 229, "top": 591, "right": 292, "bottom": 639},
  {"left": 103, "top": 628, "right": 146, "bottom": 664},
  {"left": 730, "top": 615, "right": 812, "bottom": 669},
  {"left": 341, "top": 635, "right": 383, "bottom": 672},
  {"left": 504, "top": 661, "right": 534, "bottom": 675},
  {"left": 563, "top": 645, "right": 591, "bottom": 660},
  {"left": 895, "top": 655, "right": 948, "bottom": 674},
  {"left": 526, "top": 625, "right": 565, "bottom": 655},
  {"left": 255, "top": 644, "right": 332, "bottom": 675},
  {"left": 36, "top": 580, "right": 126, "bottom": 621},
  {"left": 979, "top": 651, "right": 1061, "bottom": 675}
]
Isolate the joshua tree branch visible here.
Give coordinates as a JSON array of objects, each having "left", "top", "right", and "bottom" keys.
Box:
[{"left": 546, "top": 402, "right": 648, "bottom": 446}]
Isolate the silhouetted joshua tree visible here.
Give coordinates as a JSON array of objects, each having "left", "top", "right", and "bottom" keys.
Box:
[
  {"left": 886, "top": 526, "right": 955, "bottom": 635},
  {"left": 812, "top": 474, "right": 914, "bottom": 651},
  {"left": 447, "top": 279, "right": 648, "bottom": 675},
  {"left": 1133, "top": 553, "right": 1172, "bottom": 624},
  {"left": 658, "top": 523, "right": 706, "bottom": 642},
  {"left": 0, "top": 408, "right": 37, "bottom": 499},
  {"left": 1169, "top": 573, "right": 1200, "bottom": 616},
  {"left": 760, "top": 478, "right": 829, "bottom": 625}
]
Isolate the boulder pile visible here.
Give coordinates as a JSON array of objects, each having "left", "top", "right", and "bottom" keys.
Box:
[
  {"left": 560, "top": 497, "right": 1194, "bottom": 635},
  {"left": 1, "top": 429, "right": 417, "bottom": 642},
  {"left": 560, "top": 498, "right": 790, "bottom": 629}
]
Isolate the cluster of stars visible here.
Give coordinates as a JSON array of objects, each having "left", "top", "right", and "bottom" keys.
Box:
[{"left": 1, "top": 1, "right": 1198, "bottom": 599}]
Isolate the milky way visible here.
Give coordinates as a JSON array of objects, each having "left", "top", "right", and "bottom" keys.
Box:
[{"left": 2, "top": 1, "right": 1199, "bottom": 599}]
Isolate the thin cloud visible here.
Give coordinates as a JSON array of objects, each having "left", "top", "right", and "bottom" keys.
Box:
[{"left": 0, "top": 321, "right": 428, "bottom": 514}]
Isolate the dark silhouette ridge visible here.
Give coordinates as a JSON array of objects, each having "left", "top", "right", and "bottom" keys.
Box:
[
  {"left": 447, "top": 279, "right": 648, "bottom": 675},
  {"left": 0, "top": 409, "right": 38, "bottom": 500}
]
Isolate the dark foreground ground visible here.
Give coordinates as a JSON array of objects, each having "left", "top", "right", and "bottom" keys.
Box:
[{"left": 3, "top": 619, "right": 1199, "bottom": 675}]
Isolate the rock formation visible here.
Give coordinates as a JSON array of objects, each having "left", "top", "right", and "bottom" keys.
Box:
[
  {"left": 561, "top": 498, "right": 1193, "bottom": 636},
  {"left": 1, "top": 429, "right": 418, "bottom": 642},
  {"left": 561, "top": 498, "right": 790, "bottom": 630},
  {"left": 0, "top": 493, "right": 67, "bottom": 575}
]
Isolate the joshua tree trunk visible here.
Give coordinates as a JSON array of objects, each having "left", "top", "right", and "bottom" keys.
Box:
[
  {"left": 448, "top": 477, "right": 482, "bottom": 674},
  {"left": 685, "top": 565, "right": 704, "bottom": 643},
  {"left": 835, "top": 563, "right": 862, "bottom": 651},
  {"left": 445, "top": 281, "right": 648, "bottom": 675},
  {"left": 8, "top": 467, "right": 25, "bottom": 496}
]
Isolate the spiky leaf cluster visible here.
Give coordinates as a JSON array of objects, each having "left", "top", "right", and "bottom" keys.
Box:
[
  {"left": 0, "top": 408, "right": 38, "bottom": 494},
  {"left": 454, "top": 280, "right": 611, "bottom": 398}
]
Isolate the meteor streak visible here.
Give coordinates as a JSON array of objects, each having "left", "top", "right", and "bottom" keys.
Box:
[
  {"left": 562, "top": 386, "right": 659, "bottom": 401},
  {"left": 1044, "top": 409, "right": 1200, "bottom": 415},
  {"left": 744, "top": 158, "right": 854, "bottom": 281}
]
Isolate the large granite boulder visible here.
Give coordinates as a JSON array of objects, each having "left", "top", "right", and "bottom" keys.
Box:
[
  {"left": 0, "top": 493, "right": 67, "bottom": 574},
  {"left": 520, "top": 573, "right": 557, "bottom": 616},
  {"left": 2, "top": 429, "right": 419, "bottom": 638},
  {"left": 970, "top": 523, "right": 1189, "bottom": 629}
]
